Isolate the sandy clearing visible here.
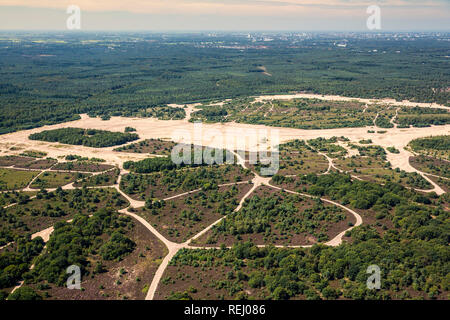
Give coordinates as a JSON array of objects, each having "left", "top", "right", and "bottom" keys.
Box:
[
  {"left": 1, "top": 113, "right": 447, "bottom": 176},
  {"left": 31, "top": 226, "right": 54, "bottom": 243},
  {"left": 390, "top": 108, "right": 400, "bottom": 128},
  {"left": 256, "top": 66, "right": 272, "bottom": 77},
  {"left": 252, "top": 93, "right": 449, "bottom": 110},
  {"left": 336, "top": 141, "right": 360, "bottom": 158},
  {"left": 1, "top": 93, "right": 449, "bottom": 300}
]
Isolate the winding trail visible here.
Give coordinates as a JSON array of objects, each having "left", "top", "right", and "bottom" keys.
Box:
[
  {"left": 3, "top": 136, "right": 447, "bottom": 299},
  {"left": 390, "top": 108, "right": 400, "bottom": 128},
  {"left": 1, "top": 92, "right": 449, "bottom": 299},
  {"left": 373, "top": 113, "right": 379, "bottom": 127},
  {"left": 143, "top": 150, "right": 365, "bottom": 300}
]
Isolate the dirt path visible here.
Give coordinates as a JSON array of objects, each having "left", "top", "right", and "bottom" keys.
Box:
[
  {"left": 0, "top": 93, "right": 448, "bottom": 174},
  {"left": 252, "top": 93, "right": 449, "bottom": 110},
  {"left": 145, "top": 176, "right": 262, "bottom": 300},
  {"left": 145, "top": 150, "right": 364, "bottom": 299},
  {"left": 267, "top": 183, "right": 362, "bottom": 246},
  {"left": 373, "top": 113, "right": 379, "bottom": 127},
  {"left": 1, "top": 92, "right": 448, "bottom": 300},
  {"left": 1, "top": 153, "right": 364, "bottom": 301},
  {"left": 162, "top": 180, "right": 252, "bottom": 201},
  {"left": 390, "top": 108, "right": 400, "bottom": 128}
]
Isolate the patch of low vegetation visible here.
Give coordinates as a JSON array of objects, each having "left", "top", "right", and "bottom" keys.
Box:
[
  {"left": 0, "top": 188, "right": 129, "bottom": 239},
  {"left": 123, "top": 156, "right": 182, "bottom": 173},
  {"left": 307, "top": 137, "right": 347, "bottom": 158},
  {"left": 121, "top": 165, "right": 253, "bottom": 200},
  {"left": 333, "top": 154, "right": 432, "bottom": 190},
  {"left": 386, "top": 147, "right": 400, "bottom": 154},
  {"left": 124, "top": 127, "right": 136, "bottom": 132},
  {"left": 3, "top": 209, "right": 167, "bottom": 300},
  {"left": 114, "top": 139, "right": 176, "bottom": 155},
  {"left": 248, "top": 139, "right": 329, "bottom": 177},
  {"left": 397, "top": 107, "right": 450, "bottom": 128},
  {"left": 0, "top": 169, "right": 39, "bottom": 191},
  {"left": 409, "top": 136, "right": 450, "bottom": 160},
  {"left": 52, "top": 162, "right": 114, "bottom": 173},
  {"left": 192, "top": 98, "right": 378, "bottom": 130},
  {"left": 0, "top": 156, "right": 56, "bottom": 170},
  {"left": 73, "top": 168, "right": 120, "bottom": 188},
  {"left": 135, "top": 183, "right": 253, "bottom": 243},
  {"left": 196, "top": 186, "right": 350, "bottom": 246},
  {"left": 0, "top": 156, "right": 34, "bottom": 167},
  {"left": 0, "top": 191, "right": 36, "bottom": 207},
  {"left": 30, "top": 172, "right": 90, "bottom": 189},
  {"left": 410, "top": 155, "right": 450, "bottom": 179},
  {"left": 0, "top": 236, "right": 45, "bottom": 297},
  {"left": 157, "top": 233, "right": 448, "bottom": 300},
  {"left": 25, "top": 210, "right": 136, "bottom": 288}
]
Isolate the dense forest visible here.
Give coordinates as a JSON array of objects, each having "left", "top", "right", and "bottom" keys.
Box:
[
  {"left": 27, "top": 209, "right": 135, "bottom": 287},
  {"left": 0, "top": 236, "right": 45, "bottom": 294},
  {"left": 0, "top": 32, "right": 448, "bottom": 134},
  {"left": 29, "top": 128, "right": 139, "bottom": 148},
  {"left": 123, "top": 156, "right": 183, "bottom": 173}
]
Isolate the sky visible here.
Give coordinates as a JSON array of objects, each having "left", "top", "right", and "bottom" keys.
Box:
[{"left": 0, "top": 0, "right": 449, "bottom": 31}]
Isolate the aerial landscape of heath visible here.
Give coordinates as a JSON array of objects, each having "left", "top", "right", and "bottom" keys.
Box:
[{"left": 0, "top": 0, "right": 449, "bottom": 312}]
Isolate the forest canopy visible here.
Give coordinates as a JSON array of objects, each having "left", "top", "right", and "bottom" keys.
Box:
[
  {"left": 29, "top": 128, "right": 139, "bottom": 148},
  {"left": 0, "top": 32, "right": 448, "bottom": 134}
]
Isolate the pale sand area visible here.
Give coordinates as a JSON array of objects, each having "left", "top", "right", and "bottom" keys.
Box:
[
  {"left": 252, "top": 93, "right": 450, "bottom": 109},
  {"left": 0, "top": 93, "right": 448, "bottom": 172}
]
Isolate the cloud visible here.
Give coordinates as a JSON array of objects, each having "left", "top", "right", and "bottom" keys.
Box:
[
  {"left": 0, "top": 0, "right": 448, "bottom": 15},
  {"left": 0, "top": 0, "right": 448, "bottom": 30}
]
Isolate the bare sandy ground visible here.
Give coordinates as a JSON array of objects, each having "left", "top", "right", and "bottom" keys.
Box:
[
  {"left": 0, "top": 93, "right": 448, "bottom": 180},
  {"left": 0, "top": 113, "right": 447, "bottom": 174},
  {"left": 3, "top": 91, "right": 448, "bottom": 299},
  {"left": 252, "top": 92, "right": 449, "bottom": 109}
]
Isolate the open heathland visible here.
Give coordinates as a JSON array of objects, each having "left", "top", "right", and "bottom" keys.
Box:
[
  {"left": 120, "top": 165, "right": 254, "bottom": 201},
  {"left": 134, "top": 183, "right": 254, "bottom": 243},
  {"left": 193, "top": 186, "right": 353, "bottom": 247}
]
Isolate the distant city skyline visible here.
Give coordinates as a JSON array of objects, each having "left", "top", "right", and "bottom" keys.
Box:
[{"left": 0, "top": 1, "right": 449, "bottom": 31}]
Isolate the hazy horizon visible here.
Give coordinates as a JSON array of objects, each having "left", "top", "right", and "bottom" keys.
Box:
[{"left": 0, "top": 1, "right": 449, "bottom": 31}]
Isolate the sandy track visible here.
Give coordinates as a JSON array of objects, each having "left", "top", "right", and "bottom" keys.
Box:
[
  {"left": 1, "top": 92, "right": 448, "bottom": 300},
  {"left": 390, "top": 108, "right": 400, "bottom": 128},
  {"left": 252, "top": 93, "right": 449, "bottom": 110},
  {"left": 1, "top": 118, "right": 448, "bottom": 174},
  {"left": 0, "top": 92, "right": 448, "bottom": 175}
]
